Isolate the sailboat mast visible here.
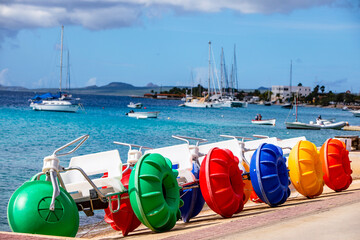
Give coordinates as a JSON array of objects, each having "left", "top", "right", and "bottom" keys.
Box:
[
  {"left": 289, "top": 60, "right": 292, "bottom": 102},
  {"left": 208, "top": 41, "right": 211, "bottom": 97},
  {"left": 233, "top": 44, "right": 238, "bottom": 91},
  {"left": 59, "top": 25, "right": 64, "bottom": 93},
  {"left": 220, "top": 48, "right": 224, "bottom": 94},
  {"left": 295, "top": 96, "right": 298, "bottom": 122},
  {"left": 66, "top": 50, "right": 70, "bottom": 92}
]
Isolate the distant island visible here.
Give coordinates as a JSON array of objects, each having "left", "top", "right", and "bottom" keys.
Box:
[{"left": 0, "top": 82, "right": 267, "bottom": 97}]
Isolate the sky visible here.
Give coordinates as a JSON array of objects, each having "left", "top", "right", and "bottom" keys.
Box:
[{"left": 0, "top": 0, "right": 359, "bottom": 93}]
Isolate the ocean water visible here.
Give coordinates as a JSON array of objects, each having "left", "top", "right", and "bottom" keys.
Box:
[{"left": 1, "top": 90, "right": 359, "bottom": 231}]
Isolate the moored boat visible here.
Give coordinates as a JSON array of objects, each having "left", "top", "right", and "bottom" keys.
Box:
[
  {"left": 281, "top": 103, "right": 293, "bottom": 109},
  {"left": 286, "top": 120, "right": 346, "bottom": 130},
  {"left": 127, "top": 102, "right": 142, "bottom": 109},
  {"left": 30, "top": 26, "right": 80, "bottom": 113},
  {"left": 31, "top": 97, "right": 79, "bottom": 112},
  {"left": 285, "top": 121, "right": 321, "bottom": 130},
  {"left": 351, "top": 110, "right": 360, "bottom": 117},
  {"left": 251, "top": 119, "right": 276, "bottom": 126},
  {"left": 126, "top": 111, "right": 159, "bottom": 119},
  {"left": 316, "top": 119, "right": 347, "bottom": 129}
]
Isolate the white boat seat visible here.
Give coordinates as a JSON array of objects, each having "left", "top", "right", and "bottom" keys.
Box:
[
  {"left": 199, "top": 137, "right": 279, "bottom": 164},
  {"left": 60, "top": 150, "right": 125, "bottom": 199},
  {"left": 146, "top": 144, "right": 192, "bottom": 170},
  {"left": 199, "top": 139, "right": 241, "bottom": 164},
  {"left": 277, "top": 136, "right": 306, "bottom": 155}
]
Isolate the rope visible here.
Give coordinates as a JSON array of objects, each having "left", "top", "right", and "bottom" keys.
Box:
[{"left": 285, "top": 105, "right": 294, "bottom": 123}]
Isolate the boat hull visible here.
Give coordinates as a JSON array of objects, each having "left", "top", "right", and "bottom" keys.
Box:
[
  {"left": 127, "top": 111, "right": 159, "bottom": 118},
  {"left": 184, "top": 102, "right": 222, "bottom": 108},
  {"left": 31, "top": 102, "right": 79, "bottom": 113},
  {"left": 127, "top": 103, "right": 142, "bottom": 109},
  {"left": 282, "top": 103, "right": 293, "bottom": 109},
  {"left": 285, "top": 122, "right": 321, "bottom": 130},
  {"left": 351, "top": 110, "right": 360, "bottom": 117},
  {"left": 231, "top": 101, "right": 248, "bottom": 108},
  {"left": 320, "top": 121, "right": 346, "bottom": 130}
]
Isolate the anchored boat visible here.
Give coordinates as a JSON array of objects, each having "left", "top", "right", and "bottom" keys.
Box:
[
  {"left": 126, "top": 111, "right": 159, "bottom": 119},
  {"left": 251, "top": 119, "right": 276, "bottom": 126},
  {"left": 127, "top": 102, "right": 142, "bottom": 109},
  {"left": 29, "top": 26, "right": 80, "bottom": 113},
  {"left": 351, "top": 110, "right": 360, "bottom": 117}
]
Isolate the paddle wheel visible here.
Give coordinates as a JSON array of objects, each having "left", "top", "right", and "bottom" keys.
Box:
[
  {"left": 288, "top": 140, "right": 324, "bottom": 198},
  {"left": 320, "top": 138, "right": 352, "bottom": 192}
]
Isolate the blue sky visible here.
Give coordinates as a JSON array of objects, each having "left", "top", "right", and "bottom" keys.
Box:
[{"left": 0, "top": 0, "right": 359, "bottom": 93}]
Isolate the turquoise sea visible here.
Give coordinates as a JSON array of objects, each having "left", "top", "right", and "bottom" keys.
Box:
[{"left": 1, "top": 90, "right": 359, "bottom": 231}]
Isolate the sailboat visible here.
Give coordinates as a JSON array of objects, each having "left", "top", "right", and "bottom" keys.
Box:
[
  {"left": 215, "top": 45, "right": 247, "bottom": 108},
  {"left": 264, "top": 87, "right": 272, "bottom": 106},
  {"left": 285, "top": 96, "right": 346, "bottom": 130},
  {"left": 30, "top": 26, "right": 80, "bottom": 113},
  {"left": 281, "top": 61, "right": 293, "bottom": 109},
  {"left": 285, "top": 97, "right": 321, "bottom": 130},
  {"left": 184, "top": 41, "right": 222, "bottom": 108}
]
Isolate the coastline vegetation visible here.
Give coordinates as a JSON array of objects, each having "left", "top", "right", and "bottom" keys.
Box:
[{"left": 160, "top": 84, "right": 360, "bottom": 108}]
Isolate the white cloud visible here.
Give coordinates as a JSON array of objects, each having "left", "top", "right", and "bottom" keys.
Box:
[
  {"left": 86, "top": 77, "right": 97, "bottom": 86},
  {"left": 0, "top": 68, "right": 10, "bottom": 85},
  {"left": 0, "top": 0, "right": 354, "bottom": 31},
  {"left": 0, "top": 0, "right": 357, "bottom": 46}
]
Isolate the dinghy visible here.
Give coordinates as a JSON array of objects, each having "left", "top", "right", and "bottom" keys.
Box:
[
  {"left": 251, "top": 119, "right": 276, "bottom": 126},
  {"left": 126, "top": 111, "right": 159, "bottom": 119}
]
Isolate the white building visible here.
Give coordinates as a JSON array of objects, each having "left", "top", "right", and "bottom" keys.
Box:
[{"left": 271, "top": 85, "right": 311, "bottom": 101}]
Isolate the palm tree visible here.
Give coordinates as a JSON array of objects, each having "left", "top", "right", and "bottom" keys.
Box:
[{"left": 320, "top": 85, "right": 325, "bottom": 93}]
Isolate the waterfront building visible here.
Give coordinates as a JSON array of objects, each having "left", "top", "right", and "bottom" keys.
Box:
[{"left": 271, "top": 85, "right": 311, "bottom": 101}]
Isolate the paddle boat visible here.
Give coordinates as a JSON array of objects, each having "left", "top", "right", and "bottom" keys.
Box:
[
  {"left": 204, "top": 135, "right": 291, "bottom": 207},
  {"left": 126, "top": 111, "right": 159, "bottom": 119},
  {"left": 287, "top": 137, "right": 353, "bottom": 198},
  {"left": 160, "top": 134, "right": 293, "bottom": 210},
  {"left": 127, "top": 102, "right": 142, "bottom": 109},
  {"left": 146, "top": 135, "right": 244, "bottom": 221},
  {"left": 7, "top": 135, "right": 182, "bottom": 237},
  {"left": 8, "top": 133, "right": 354, "bottom": 238},
  {"left": 251, "top": 118, "right": 276, "bottom": 126}
]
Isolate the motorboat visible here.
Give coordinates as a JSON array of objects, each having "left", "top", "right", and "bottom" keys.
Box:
[
  {"left": 315, "top": 119, "right": 347, "bottom": 129},
  {"left": 251, "top": 119, "right": 276, "bottom": 126},
  {"left": 126, "top": 111, "right": 159, "bottom": 119},
  {"left": 285, "top": 94, "right": 345, "bottom": 130},
  {"left": 351, "top": 110, "right": 360, "bottom": 117},
  {"left": 286, "top": 119, "right": 346, "bottom": 130},
  {"left": 285, "top": 121, "right": 321, "bottom": 130},
  {"left": 184, "top": 97, "right": 222, "bottom": 108},
  {"left": 281, "top": 103, "right": 293, "bottom": 109},
  {"left": 127, "top": 102, "right": 142, "bottom": 109},
  {"left": 264, "top": 101, "right": 272, "bottom": 106}
]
